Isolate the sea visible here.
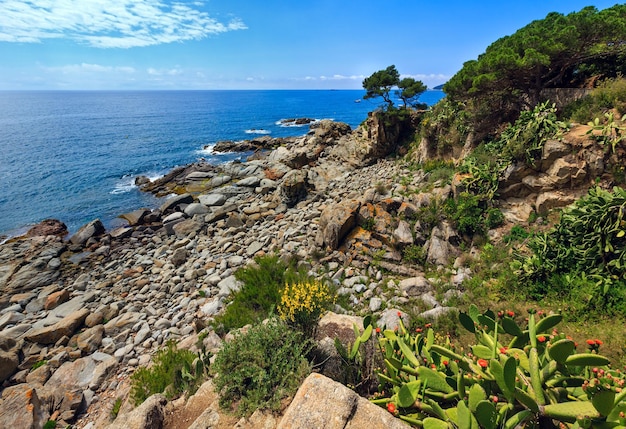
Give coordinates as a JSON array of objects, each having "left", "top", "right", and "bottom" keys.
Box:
[{"left": 0, "top": 90, "right": 444, "bottom": 239}]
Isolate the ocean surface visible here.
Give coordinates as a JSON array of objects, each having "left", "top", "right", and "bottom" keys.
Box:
[{"left": 0, "top": 90, "right": 444, "bottom": 238}]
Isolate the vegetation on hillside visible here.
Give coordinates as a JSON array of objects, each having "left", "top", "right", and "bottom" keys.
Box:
[{"left": 444, "top": 4, "right": 626, "bottom": 139}]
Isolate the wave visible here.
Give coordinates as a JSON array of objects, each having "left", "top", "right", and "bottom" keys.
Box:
[
  {"left": 275, "top": 118, "right": 331, "bottom": 128},
  {"left": 244, "top": 129, "right": 271, "bottom": 135},
  {"left": 110, "top": 172, "right": 164, "bottom": 195}
]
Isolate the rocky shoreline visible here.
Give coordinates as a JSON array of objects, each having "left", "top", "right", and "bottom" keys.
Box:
[{"left": 0, "top": 113, "right": 610, "bottom": 428}]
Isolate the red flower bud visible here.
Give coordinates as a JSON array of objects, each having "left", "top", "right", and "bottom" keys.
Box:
[
  {"left": 478, "top": 358, "right": 488, "bottom": 368},
  {"left": 387, "top": 402, "right": 396, "bottom": 413},
  {"left": 375, "top": 327, "right": 381, "bottom": 334},
  {"left": 538, "top": 335, "right": 546, "bottom": 343},
  {"left": 507, "top": 310, "right": 515, "bottom": 317}
]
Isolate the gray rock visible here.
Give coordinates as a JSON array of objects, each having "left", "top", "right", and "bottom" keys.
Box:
[
  {"left": 184, "top": 203, "right": 209, "bottom": 216},
  {"left": 278, "top": 169, "right": 308, "bottom": 207},
  {"left": 0, "top": 311, "right": 25, "bottom": 330},
  {"left": 378, "top": 308, "right": 410, "bottom": 331},
  {"left": 198, "top": 193, "right": 227, "bottom": 207},
  {"left": 105, "top": 394, "right": 167, "bottom": 429},
  {"left": 0, "top": 350, "right": 19, "bottom": 383},
  {"left": 0, "top": 384, "right": 48, "bottom": 429},
  {"left": 369, "top": 297, "right": 382, "bottom": 312},
  {"left": 70, "top": 219, "right": 105, "bottom": 246},
  {"left": 159, "top": 193, "right": 194, "bottom": 215},
  {"left": 393, "top": 220, "right": 414, "bottom": 247},
  {"left": 217, "top": 275, "right": 242, "bottom": 298},
  {"left": 237, "top": 176, "right": 261, "bottom": 187},
  {"left": 26, "top": 308, "right": 90, "bottom": 345},
  {"left": 77, "top": 325, "right": 105, "bottom": 354},
  {"left": 398, "top": 276, "right": 431, "bottom": 297}
]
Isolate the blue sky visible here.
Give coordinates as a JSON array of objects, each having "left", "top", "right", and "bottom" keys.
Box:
[{"left": 0, "top": 1, "right": 620, "bottom": 90}]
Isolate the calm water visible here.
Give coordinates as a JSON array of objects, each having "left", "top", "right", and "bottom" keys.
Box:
[{"left": 0, "top": 90, "right": 444, "bottom": 237}]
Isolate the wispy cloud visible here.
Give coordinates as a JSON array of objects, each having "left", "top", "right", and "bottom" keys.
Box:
[
  {"left": 0, "top": 0, "right": 246, "bottom": 48},
  {"left": 42, "top": 63, "right": 136, "bottom": 74}
]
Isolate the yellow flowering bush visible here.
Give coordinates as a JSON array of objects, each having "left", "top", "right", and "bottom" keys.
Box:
[{"left": 278, "top": 281, "right": 335, "bottom": 331}]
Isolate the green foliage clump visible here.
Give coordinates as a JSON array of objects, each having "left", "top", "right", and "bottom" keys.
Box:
[
  {"left": 419, "top": 98, "right": 471, "bottom": 155},
  {"left": 515, "top": 186, "right": 626, "bottom": 316},
  {"left": 212, "top": 254, "right": 310, "bottom": 334},
  {"left": 566, "top": 77, "right": 626, "bottom": 124},
  {"left": 445, "top": 4, "right": 626, "bottom": 136},
  {"left": 212, "top": 318, "right": 313, "bottom": 417},
  {"left": 372, "top": 306, "right": 626, "bottom": 428},
  {"left": 444, "top": 192, "right": 486, "bottom": 237},
  {"left": 587, "top": 111, "right": 626, "bottom": 153},
  {"left": 497, "top": 101, "right": 568, "bottom": 165},
  {"left": 402, "top": 244, "right": 426, "bottom": 265},
  {"left": 130, "top": 340, "right": 208, "bottom": 405},
  {"left": 363, "top": 65, "right": 426, "bottom": 109}
]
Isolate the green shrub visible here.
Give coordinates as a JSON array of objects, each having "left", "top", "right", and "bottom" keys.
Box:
[
  {"left": 503, "top": 225, "right": 530, "bottom": 244},
  {"left": 130, "top": 341, "right": 207, "bottom": 405},
  {"left": 402, "top": 244, "right": 425, "bottom": 265},
  {"left": 213, "top": 318, "right": 313, "bottom": 417},
  {"left": 515, "top": 186, "right": 626, "bottom": 316},
  {"left": 444, "top": 192, "right": 485, "bottom": 237},
  {"left": 485, "top": 207, "right": 505, "bottom": 229},
  {"left": 372, "top": 306, "right": 626, "bottom": 428},
  {"left": 566, "top": 77, "right": 626, "bottom": 123},
  {"left": 212, "top": 254, "right": 310, "bottom": 334}
]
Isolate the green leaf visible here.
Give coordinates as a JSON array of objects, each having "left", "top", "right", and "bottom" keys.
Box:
[
  {"left": 475, "top": 400, "right": 497, "bottom": 429},
  {"left": 360, "top": 324, "right": 373, "bottom": 342},
  {"left": 398, "top": 338, "right": 421, "bottom": 367},
  {"left": 535, "top": 313, "right": 562, "bottom": 334},
  {"left": 477, "top": 314, "right": 496, "bottom": 331},
  {"left": 457, "top": 400, "right": 472, "bottom": 429},
  {"left": 423, "top": 417, "right": 450, "bottom": 429},
  {"left": 459, "top": 312, "right": 476, "bottom": 333},
  {"left": 418, "top": 366, "right": 454, "bottom": 394},
  {"left": 469, "top": 384, "right": 487, "bottom": 412},
  {"left": 565, "top": 353, "right": 611, "bottom": 367},
  {"left": 515, "top": 387, "right": 539, "bottom": 412},
  {"left": 592, "top": 390, "right": 616, "bottom": 416},
  {"left": 472, "top": 344, "right": 493, "bottom": 359},
  {"left": 548, "top": 339, "right": 576, "bottom": 364},
  {"left": 363, "top": 314, "right": 372, "bottom": 329},
  {"left": 501, "top": 316, "right": 523, "bottom": 337},
  {"left": 543, "top": 401, "right": 600, "bottom": 423},
  {"left": 469, "top": 304, "right": 480, "bottom": 322},
  {"left": 397, "top": 380, "right": 421, "bottom": 408}
]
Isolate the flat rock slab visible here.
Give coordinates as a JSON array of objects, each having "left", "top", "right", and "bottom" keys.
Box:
[
  {"left": 26, "top": 308, "right": 90, "bottom": 344},
  {"left": 277, "top": 373, "right": 409, "bottom": 429}
]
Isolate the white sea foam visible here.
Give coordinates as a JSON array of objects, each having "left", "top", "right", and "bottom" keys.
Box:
[
  {"left": 110, "top": 173, "right": 163, "bottom": 195},
  {"left": 244, "top": 129, "right": 271, "bottom": 135},
  {"left": 275, "top": 118, "right": 329, "bottom": 128},
  {"left": 196, "top": 144, "right": 215, "bottom": 155}
]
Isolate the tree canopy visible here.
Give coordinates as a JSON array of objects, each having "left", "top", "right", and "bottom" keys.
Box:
[
  {"left": 362, "top": 65, "right": 426, "bottom": 109},
  {"left": 444, "top": 4, "right": 626, "bottom": 135}
]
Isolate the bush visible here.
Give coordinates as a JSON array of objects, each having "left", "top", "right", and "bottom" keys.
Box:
[
  {"left": 515, "top": 186, "right": 626, "bottom": 316},
  {"left": 212, "top": 254, "right": 310, "bottom": 334},
  {"left": 213, "top": 318, "right": 313, "bottom": 417},
  {"left": 277, "top": 280, "right": 335, "bottom": 334},
  {"left": 444, "top": 192, "right": 485, "bottom": 237},
  {"left": 566, "top": 77, "right": 626, "bottom": 123},
  {"left": 130, "top": 341, "right": 207, "bottom": 405}
]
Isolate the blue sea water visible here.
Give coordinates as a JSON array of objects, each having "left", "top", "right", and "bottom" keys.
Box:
[{"left": 0, "top": 90, "right": 444, "bottom": 238}]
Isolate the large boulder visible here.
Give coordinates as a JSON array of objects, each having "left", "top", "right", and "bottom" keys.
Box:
[
  {"left": 0, "top": 384, "right": 48, "bottom": 429},
  {"left": 277, "top": 373, "right": 409, "bottom": 429},
  {"left": 70, "top": 219, "right": 105, "bottom": 246},
  {"left": 316, "top": 200, "right": 361, "bottom": 250},
  {"left": 26, "top": 219, "right": 68, "bottom": 237},
  {"left": 278, "top": 169, "right": 308, "bottom": 207},
  {"left": 106, "top": 394, "right": 167, "bottom": 429},
  {"left": 25, "top": 308, "right": 90, "bottom": 344}
]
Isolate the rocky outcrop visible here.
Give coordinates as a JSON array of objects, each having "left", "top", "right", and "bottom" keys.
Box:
[
  {"left": 106, "top": 394, "right": 167, "bottom": 429},
  {"left": 277, "top": 373, "right": 409, "bottom": 429}
]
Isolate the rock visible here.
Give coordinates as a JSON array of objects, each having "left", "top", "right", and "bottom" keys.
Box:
[
  {"left": 159, "top": 193, "right": 194, "bottom": 215},
  {"left": 198, "top": 193, "right": 227, "bottom": 207},
  {"left": 183, "top": 203, "right": 209, "bottom": 216},
  {"left": 26, "top": 308, "right": 90, "bottom": 345},
  {"left": 419, "top": 307, "right": 457, "bottom": 320},
  {"left": 398, "top": 276, "right": 431, "bottom": 297},
  {"left": 0, "top": 311, "right": 25, "bottom": 330},
  {"left": 425, "top": 227, "right": 451, "bottom": 266},
  {"left": 170, "top": 247, "right": 188, "bottom": 267},
  {"left": 316, "top": 199, "right": 361, "bottom": 250},
  {"left": 77, "top": 325, "right": 105, "bottom": 354},
  {"left": 26, "top": 219, "right": 68, "bottom": 237},
  {"left": 217, "top": 275, "right": 242, "bottom": 298},
  {"left": 0, "top": 349, "right": 19, "bottom": 383},
  {"left": 118, "top": 209, "right": 150, "bottom": 226},
  {"left": 278, "top": 169, "right": 308, "bottom": 207},
  {"left": 536, "top": 191, "right": 578, "bottom": 215},
  {"left": 277, "top": 373, "right": 408, "bottom": 429},
  {"left": 378, "top": 309, "right": 410, "bottom": 331},
  {"left": 172, "top": 219, "right": 203, "bottom": 237},
  {"left": 392, "top": 220, "right": 414, "bottom": 247},
  {"left": 0, "top": 384, "right": 48, "bottom": 429},
  {"left": 237, "top": 176, "right": 261, "bottom": 187},
  {"left": 45, "top": 353, "right": 117, "bottom": 399},
  {"left": 70, "top": 219, "right": 105, "bottom": 246},
  {"left": 106, "top": 394, "right": 167, "bottom": 429},
  {"left": 44, "top": 289, "right": 70, "bottom": 310}
]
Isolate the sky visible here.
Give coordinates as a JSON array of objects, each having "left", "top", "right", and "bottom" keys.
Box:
[{"left": 0, "top": 1, "right": 621, "bottom": 90}]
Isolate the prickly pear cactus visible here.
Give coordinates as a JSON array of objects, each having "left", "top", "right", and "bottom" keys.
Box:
[{"left": 371, "top": 305, "right": 626, "bottom": 428}]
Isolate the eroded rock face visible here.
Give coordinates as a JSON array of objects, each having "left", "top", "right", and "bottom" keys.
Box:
[
  {"left": 26, "top": 219, "right": 68, "bottom": 237},
  {"left": 0, "top": 384, "right": 48, "bottom": 429},
  {"left": 70, "top": 219, "right": 105, "bottom": 246},
  {"left": 277, "top": 373, "right": 409, "bottom": 429},
  {"left": 316, "top": 200, "right": 361, "bottom": 250},
  {"left": 106, "top": 394, "right": 167, "bottom": 429}
]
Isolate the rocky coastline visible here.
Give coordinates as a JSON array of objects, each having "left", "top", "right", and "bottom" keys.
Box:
[{"left": 0, "top": 112, "right": 610, "bottom": 428}]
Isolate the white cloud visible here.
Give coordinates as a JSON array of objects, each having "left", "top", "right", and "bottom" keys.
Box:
[
  {"left": 401, "top": 73, "right": 451, "bottom": 82},
  {"left": 0, "top": 0, "right": 246, "bottom": 48},
  {"left": 42, "top": 63, "right": 136, "bottom": 74},
  {"left": 147, "top": 66, "right": 183, "bottom": 76}
]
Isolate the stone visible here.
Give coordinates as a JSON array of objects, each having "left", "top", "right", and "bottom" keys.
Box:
[
  {"left": 0, "top": 384, "right": 48, "bottom": 429},
  {"left": 183, "top": 203, "right": 209, "bottom": 216},
  {"left": 27, "top": 219, "right": 68, "bottom": 237},
  {"left": 118, "top": 209, "right": 150, "bottom": 226},
  {"left": 198, "top": 193, "right": 227, "bottom": 207},
  {"left": 26, "top": 308, "right": 90, "bottom": 345},
  {"left": 44, "top": 289, "right": 70, "bottom": 310},
  {"left": 277, "top": 373, "right": 408, "bottom": 429},
  {"left": 0, "top": 311, "right": 25, "bottom": 330},
  {"left": 536, "top": 191, "right": 577, "bottom": 215},
  {"left": 392, "top": 220, "right": 414, "bottom": 247},
  {"left": 237, "top": 176, "right": 261, "bottom": 187},
  {"left": 70, "top": 219, "right": 105, "bottom": 246},
  {"left": 77, "top": 325, "right": 105, "bottom": 354},
  {"left": 106, "top": 394, "right": 167, "bottom": 429},
  {"left": 172, "top": 219, "right": 203, "bottom": 237},
  {"left": 369, "top": 297, "right": 382, "bottom": 312},
  {"left": 316, "top": 199, "right": 361, "bottom": 249},
  {"left": 425, "top": 228, "right": 451, "bottom": 266},
  {"left": 278, "top": 169, "right": 308, "bottom": 207},
  {"left": 398, "top": 276, "right": 431, "bottom": 297},
  {"left": 217, "top": 275, "right": 242, "bottom": 298},
  {"left": 159, "top": 193, "right": 194, "bottom": 215},
  {"left": 0, "top": 349, "right": 19, "bottom": 383},
  {"left": 170, "top": 247, "right": 188, "bottom": 267},
  {"left": 378, "top": 308, "right": 410, "bottom": 331}
]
